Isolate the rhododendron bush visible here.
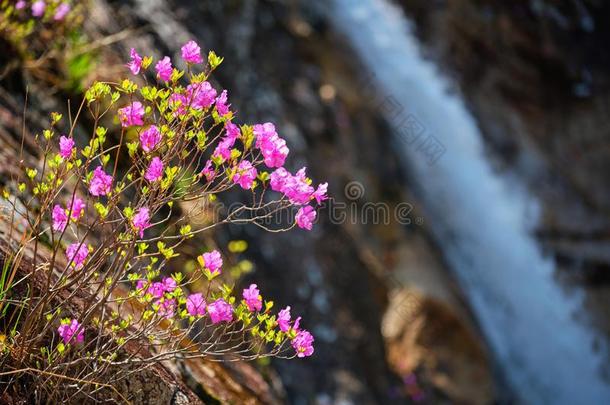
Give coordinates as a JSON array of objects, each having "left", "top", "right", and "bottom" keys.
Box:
[
  {"left": 1, "top": 0, "right": 79, "bottom": 47},
  {"left": 0, "top": 40, "right": 326, "bottom": 401}
]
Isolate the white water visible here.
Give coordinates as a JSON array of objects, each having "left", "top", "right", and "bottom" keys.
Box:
[{"left": 327, "top": 0, "right": 609, "bottom": 403}]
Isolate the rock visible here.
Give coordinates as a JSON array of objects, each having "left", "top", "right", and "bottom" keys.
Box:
[
  {"left": 0, "top": 0, "right": 498, "bottom": 402},
  {"left": 383, "top": 288, "right": 494, "bottom": 404}
]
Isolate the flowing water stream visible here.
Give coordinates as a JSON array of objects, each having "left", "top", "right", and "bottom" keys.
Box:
[{"left": 327, "top": 0, "right": 610, "bottom": 402}]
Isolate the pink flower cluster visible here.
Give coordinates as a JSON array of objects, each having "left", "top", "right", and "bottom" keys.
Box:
[
  {"left": 23, "top": 1, "right": 71, "bottom": 20},
  {"left": 157, "top": 299, "right": 176, "bottom": 318},
  {"left": 65, "top": 242, "right": 88, "bottom": 269},
  {"left": 295, "top": 205, "right": 316, "bottom": 231},
  {"left": 155, "top": 56, "right": 173, "bottom": 82},
  {"left": 52, "top": 197, "right": 85, "bottom": 232},
  {"left": 137, "top": 277, "right": 177, "bottom": 319},
  {"left": 215, "top": 90, "right": 230, "bottom": 116},
  {"left": 127, "top": 48, "right": 142, "bottom": 75},
  {"left": 118, "top": 101, "right": 145, "bottom": 127},
  {"left": 145, "top": 157, "right": 164, "bottom": 182},
  {"left": 221, "top": 120, "right": 327, "bottom": 231},
  {"left": 233, "top": 160, "right": 257, "bottom": 190},
  {"left": 201, "top": 250, "right": 223, "bottom": 274},
  {"left": 132, "top": 207, "right": 151, "bottom": 238},
  {"left": 53, "top": 2, "right": 70, "bottom": 21},
  {"left": 186, "top": 81, "right": 217, "bottom": 110},
  {"left": 140, "top": 125, "right": 162, "bottom": 152},
  {"left": 201, "top": 160, "right": 216, "bottom": 182},
  {"left": 254, "top": 123, "right": 289, "bottom": 168},
  {"left": 59, "top": 135, "right": 75, "bottom": 159},
  {"left": 212, "top": 126, "right": 238, "bottom": 161},
  {"left": 292, "top": 330, "right": 314, "bottom": 358},
  {"left": 31, "top": 1, "right": 45, "bottom": 17},
  {"left": 186, "top": 293, "right": 206, "bottom": 316},
  {"left": 277, "top": 306, "right": 314, "bottom": 357},
  {"left": 181, "top": 40, "right": 203, "bottom": 64},
  {"left": 89, "top": 166, "right": 113, "bottom": 196},
  {"left": 134, "top": 273, "right": 313, "bottom": 356},
  {"left": 242, "top": 284, "right": 262, "bottom": 312},
  {"left": 269, "top": 167, "right": 327, "bottom": 230},
  {"left": 185, "top": 294, "right": 233, "bottom": 324},
  {"left": 57, "top": 319, "right": 84, "bottom": 344},
  {"left": 146, "top": 286, "right": 233, "bottom": 324},
  {"left": 137, "top": 276, "right": 176, "bottom": 299},
  {"left": 207, "top": 298, "right": 233, "bottom": 323}
]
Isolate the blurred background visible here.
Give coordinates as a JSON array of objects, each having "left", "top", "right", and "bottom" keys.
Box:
[{"left": 3, "top": 0, "right": 610, "bottom": 404}]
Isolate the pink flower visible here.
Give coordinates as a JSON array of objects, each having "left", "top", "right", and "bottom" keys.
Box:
[
  {"left": 169, "top": 93, "right": 188, "bottom": 116},
  {"left": 156, "top": 298, "right": 176, "bottom": 319},
  {"left": 212, "top": 136, "right": 236, "bottom": 161},
  {"left": 207, "top": 298, "right": 233, "bottom": 324},
  {"left": 66, "top": 242, "right": 88, "bottom": 269},
  {"left": 52, "top": 204, "right": 68, "bottom": 232},
  {"left": 57, "top": 319, "right": 84, "bottom": 344},
  {"left": 215, "top": 90, "right": 231, "bottom": 116},
  {"left": 242, "top": 284, "right": 262, "bottom": 312},
  {"left": 54, "top": 3, "right": 71, "bottom": 21},
  {"left": 118, "top": 101, "right": 145, "bottom": 127},
  {"left": 89, "top": 166, "right": 113, "bottom": 196},
  {"left": 132, "top": 207, "right": 151, "bottom": 238},
  {"left": 201, "top": 160, "right": 216, "bottom": 182},
  {"left": 59, "top": 136, "right": 75, "bottom": 159},
  {"left": 202, "top": 250, "right": 222, "bottom": 274},
  {"left": 148, "top": 282, "right": 165, "bottom": 298},
  {"left": 126, "top": 48, "right": 142, "bottom": 75},
  {"left": 155, "top": 56, "right": 173, "bottom": 82},
  {"left": 136, "top": 279, "right": 148, "bottom": 292},
  {"left": 254, "top": 123, "right": 289, "bottom": 168},
  {"left": 69, "top": 198, "right": 85, "bottom": 220},
  {"left": 31, "top": 1, "right": 45, "bottom": 17},
  {"left": 254, "top": 123, "right": 277, "bottom": 149},
  {"left": 162, "top": 277, "right": 176, "bottom": 293},
  {"left": 269, "top": 168, "right": 291, "bottom": 192},
  {"left": 146, "top": 277, "right": 175, "bottom": 298},
  {"left": 295, "top": 205, "right": 316, "bottom": 231},
  {"left": 16, "top": 1, "right": 26, "bottom": 10},
  {"left": 186, "top": 82, "right": 217, "bottom": 110},
  {"left": 292, "top": 330, "right": 314, "bottom": 358},
  {"left": 139, "top": 125, "right": 162, "bottom": 152},
  {"left": 293, "top": 316, "right": 302, "bottom": 332},
  {"left": 145, "top": 157, "right": 164, "bottom": 182},
  {"left": 264, "top": 137, "right": 289, "bottom": 168},
  {"left": 186, "top": 293, "right": 206, "bottom": 316},
  {"left": 278, "top": 306, "right": 291, "bottom": 332},
  {"left": 225, "top": 121, "right": 240, "bottom": 140},
  {"left": 181, "top": 40, "right": 203, "bottom": 64},
  {"left": 283, "top": 168, "right": 314, "bottom": 205},
  {"left": 233, "top": 160, "right": 257, "bottom": 190},
  {"left": 270, "top": 167, "right": 315, "bottom": 204},
  {"left": 313, "top": 182, "right": 328, "bottom": 205}
]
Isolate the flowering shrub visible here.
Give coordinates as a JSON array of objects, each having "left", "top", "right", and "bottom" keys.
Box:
[
  {"left": 1, "top": 0, "right": 89, "bottom": 91},
  {"left": 0, "top": 40, "right": 326, "bottom": 401},
  {"left": 1, "top": 0, "right": 78, "bottom": 44}
]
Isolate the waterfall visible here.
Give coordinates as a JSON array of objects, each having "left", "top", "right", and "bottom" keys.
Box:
[{"left": 326, "top": 0, "right": 610, "bottom": 402}]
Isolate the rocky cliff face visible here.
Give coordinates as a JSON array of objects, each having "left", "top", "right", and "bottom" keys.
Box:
[{"left": 1, "top": 0, "right": 498, "bottom": 403}]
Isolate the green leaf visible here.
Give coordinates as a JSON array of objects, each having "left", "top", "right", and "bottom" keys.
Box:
[
  {"left": 179, "top": 224, "right": 191, "bottom": 236},
  {"left": 94, "top": 202, "right": 109, "bottom": 218},
  {"left": 26, "top": 168, "right": 37, "bottom": 180},
  {"left": 208, "top": 51, "right": 224, "bottom": 69}
]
